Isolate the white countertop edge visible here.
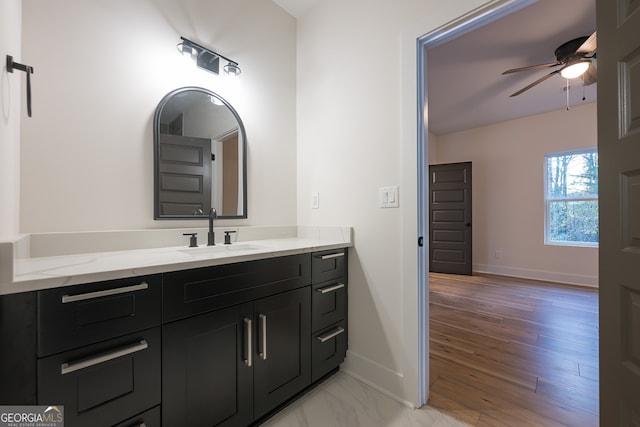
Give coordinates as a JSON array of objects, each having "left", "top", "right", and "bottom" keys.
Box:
[{"left": 0, "top": 232, "right": 352, "bottom": 295}]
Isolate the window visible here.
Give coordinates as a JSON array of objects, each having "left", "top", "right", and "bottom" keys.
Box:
[{"left": 544, "top": 149, "right": 598, "bottom": 246}]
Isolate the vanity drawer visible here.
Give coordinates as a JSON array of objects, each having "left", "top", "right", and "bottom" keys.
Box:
[
  {"left": 311, "top": 249, "right": 347, "bottom": 284},
  {"left": 163, "top": 254, "right": 311, "bottom": 322},
  {"left": 114, "top": 405, "right": 161, "bottom": 427},
  {"left": 311, "top": 320, "right": 347, "bottom": 383},
  {"left": 38, "top": 275, "right": 162, "bottom": 357},
  {"left": 37, "top": 327, "right": 161, "bottom": 427},
  {"left": 312, "top": 280, "right": 347, "bottom": 332}
]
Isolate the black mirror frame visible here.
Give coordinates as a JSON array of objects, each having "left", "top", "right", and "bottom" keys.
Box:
[{"left": 153, "top": 86, "right": 248, "bottom": 220}]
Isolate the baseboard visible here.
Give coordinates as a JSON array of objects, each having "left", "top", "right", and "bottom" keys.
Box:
[
  {"left": 473, "top": 263, "right": 598, "bottom": 288},
  {"left": 341, "top": 350, "right": 414, "bottom": 409}
]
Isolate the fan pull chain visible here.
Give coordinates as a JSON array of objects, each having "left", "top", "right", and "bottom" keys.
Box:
[{"left": 566, "top": 79, "right": 570, "bottom": 111}]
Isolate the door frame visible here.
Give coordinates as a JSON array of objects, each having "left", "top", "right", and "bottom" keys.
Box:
[{"left": 413, "top": 0, "right": 538, "bottom": 406}]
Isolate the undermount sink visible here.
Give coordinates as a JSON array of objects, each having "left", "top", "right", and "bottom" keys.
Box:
[{"left": 178, "top": 243, "right": 268, "bottom": 255}]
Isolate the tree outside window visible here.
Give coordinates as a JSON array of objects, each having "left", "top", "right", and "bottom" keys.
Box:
[{"left": 544, "top": 149, "right": 598, "bottom": 246}]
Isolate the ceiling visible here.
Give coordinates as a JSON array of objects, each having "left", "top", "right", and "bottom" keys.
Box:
[
  {"left": 427, "top": 0, "right": 596, "bottom": 135},
  {"left": 271, "top": 0, "right": 319, "bottom": 18},
  {"left": 272, "top": 0, "right": 596, "bottom": 135}
]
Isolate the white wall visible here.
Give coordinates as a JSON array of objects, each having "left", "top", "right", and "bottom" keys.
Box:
[
  {"left": 434, "top": 102, "right": 598, "bottom": 286},
  {"left": 296, "top": 0, "right": 497, "bottom": 404},
  {"left": 20, "top": 0, "right": 297, "bottom": 232},
  {"left": 0, "top": 0, "right": 21, "bottom": 240}
]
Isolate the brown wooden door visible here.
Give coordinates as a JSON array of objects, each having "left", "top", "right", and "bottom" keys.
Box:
[
  {"left": 221, "top": 132, "right": 239, "bottom": 216},
  {"left": 429, "top": 162, "right": 472, "bottom": 275},
  {"left": 597, "top": 1, "right": 640, "bottom": 424}
]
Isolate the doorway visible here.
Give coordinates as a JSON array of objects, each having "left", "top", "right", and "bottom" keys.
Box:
[{"left": 415, "top": 0, "right": 589, "bottom": 409}]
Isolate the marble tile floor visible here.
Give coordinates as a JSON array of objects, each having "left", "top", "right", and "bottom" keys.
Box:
[{"left": 260, "top": 372, "right": 470, "bottom": 427}]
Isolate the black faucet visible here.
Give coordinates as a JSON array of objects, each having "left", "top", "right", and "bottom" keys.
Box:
[{"left": 208, "top": 208, "right": 217, "bottom": 246}]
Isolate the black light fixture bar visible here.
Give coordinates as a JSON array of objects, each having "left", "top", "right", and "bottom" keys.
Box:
[{"left": 178, "top": 37, "right": 240, "bottom": 76}]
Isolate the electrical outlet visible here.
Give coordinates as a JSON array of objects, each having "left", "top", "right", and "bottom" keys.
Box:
[
  {"left": 495, "top": 250, "right": 502, "bottom": 259},
  {"left": 311, "top": 192, "right": 319, "bottom": 209}
]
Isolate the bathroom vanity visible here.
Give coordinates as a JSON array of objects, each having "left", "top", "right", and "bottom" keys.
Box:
[{"left": 0, "top": 227, "right": 351, "bottom": 427}]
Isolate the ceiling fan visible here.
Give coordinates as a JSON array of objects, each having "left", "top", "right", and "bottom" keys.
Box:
[{"left": 502, "top": 31, "right": 597, "bottom": 97}]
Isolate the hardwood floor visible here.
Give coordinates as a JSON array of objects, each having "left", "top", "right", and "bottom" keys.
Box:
[{"left": 428, "top": 273, "right": 599, "bottom": 427}]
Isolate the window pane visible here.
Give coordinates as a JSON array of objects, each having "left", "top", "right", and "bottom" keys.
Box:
[
  {"left": 547, "top": 151, "right": 598, "bottom": 199},
  {"left": 549, "top": 200, "right": 599, "bottom": 243}
]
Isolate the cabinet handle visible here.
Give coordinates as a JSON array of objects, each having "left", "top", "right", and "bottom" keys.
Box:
[
  {"left": 316, "top": 327, "right": 345, "bottom": 343},
  {"left": 317, "top": 283, "right": 345, "bottom": 294},
  {"left": 318, "top": 252, "right": 344, "bottom": 260},
  {"left": 259, "top": 314, "right": 267, "bottom": 360},
  {"left": 61, "top": 282, "right": 148, "bottom": 303},
  {"left": 244, "top": 318, "right": 252, "bottom": 367},
  {"left": 60, "top": 340, "right": 148, "bottom": 375}
]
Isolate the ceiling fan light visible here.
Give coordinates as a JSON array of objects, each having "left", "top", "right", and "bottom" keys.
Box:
[{"left": 560, "top": 62, "right": 590, "bottom": 79}]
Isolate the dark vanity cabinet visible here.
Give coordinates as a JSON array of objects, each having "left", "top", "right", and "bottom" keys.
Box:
[
  {"left": 161, "top": 254, "right": 312, "bottom": 426},
  {"left": 162, "top": 302, "right": 254, "bottom": 427},
  {"left": 310, "top": 250, "right": 348, "bottom": 382},
  {"left": 36, "top": 275, "right": 163, "bottom": 427},
  {"left": 0, "top": 248, "right": 347, "bottom": 427},
  {"left": 252, "top": 287, "right": 311, "bottom": 419}
]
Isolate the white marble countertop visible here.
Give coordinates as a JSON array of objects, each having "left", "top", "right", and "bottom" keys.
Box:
[{"left": 0, "top": 226, "right": 352, "bottom": 295}]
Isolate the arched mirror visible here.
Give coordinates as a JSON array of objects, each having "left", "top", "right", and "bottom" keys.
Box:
[{"left": 153, "top": 87, "right": 247, "bottom": 219}]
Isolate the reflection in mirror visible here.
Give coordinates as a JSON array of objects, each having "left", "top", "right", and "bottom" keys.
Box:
[{"left": 153, "top": 87, "right": 247, "bottom": 219}]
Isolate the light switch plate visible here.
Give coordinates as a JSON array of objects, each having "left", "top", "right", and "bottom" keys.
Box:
[{"left": 379, "top": 186, "right": 399, "bottom": 208}]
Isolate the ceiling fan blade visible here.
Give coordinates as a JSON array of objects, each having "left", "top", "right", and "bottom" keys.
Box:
[
  {"left": 509, "top": 69, "right": 561, "bottom": 97},
  {"left": 502, "top": 62, "right": 561, "bottom": 75},
  {"left": 577, "top": 31, "right": 597, "bottom": 53}
]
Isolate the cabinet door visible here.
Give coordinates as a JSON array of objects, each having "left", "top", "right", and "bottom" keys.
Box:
[
  {"left": 253, "top": 287, "right": 311, "bottom": 419},
  {"left": 162, "top": 303, "right": 253, "bottom": 427}
]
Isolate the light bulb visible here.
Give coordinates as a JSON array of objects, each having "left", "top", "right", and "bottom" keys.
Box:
[
  {"left": 177, "top": 43, "right": 197, "bottom": 63},
  {"left": 560, "top": 62, "right": 590, "bottom": 79},
  {"left": 223, "top": 62, "right": 241, "bottom": 76}
]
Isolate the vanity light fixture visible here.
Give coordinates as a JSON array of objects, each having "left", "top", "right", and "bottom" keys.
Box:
[{"left": 177, "top": 37, "right": 241, "bottom": 76}]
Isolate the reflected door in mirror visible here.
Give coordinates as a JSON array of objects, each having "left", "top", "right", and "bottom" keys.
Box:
[{"left": 158, "top": 135, "right": 212, "bottom": 216}]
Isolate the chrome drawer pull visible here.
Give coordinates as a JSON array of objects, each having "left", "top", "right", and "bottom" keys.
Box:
[
  {"left": 318, "top": 252, "right": 344, "bottom": 260},
  {"left": 317, "top": 283, "right": 345, "bottom": 294},
  {"left": 259, "top": 314, "right": 267, "bottom": 360},
  {"left": 61, "top": 340, "right": 148, "bottom": 375},
  {"left": 61, "top": 282, "right": 148, "bottom": 304},
  {"left": 244, "top": 318, "right": 252, "bottom": 367},
  {"left": 316, "top": 327, "right": 345, "bottom": 343}
]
